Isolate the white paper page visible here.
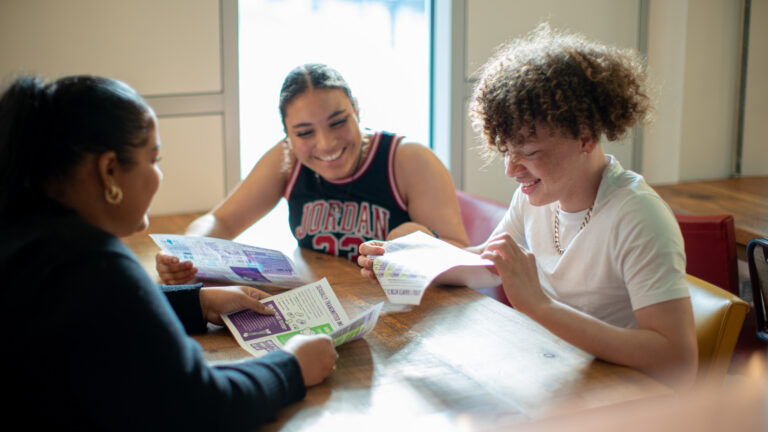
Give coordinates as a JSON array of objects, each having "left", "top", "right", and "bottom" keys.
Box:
[
  {"left": 372, "top": 231, "right": 500, "bottom": 305},
  {"left": 150, "top": 234, "right": 306, "bottom": 288},
  {"left": 329, "top": 302, "right": 384, "bottom": 347},
  {"left": 220, "top": 278, "right": 350, "bottom": 357}
]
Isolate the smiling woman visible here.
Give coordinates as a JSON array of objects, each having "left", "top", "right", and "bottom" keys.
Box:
[
  {"left": 155, "top": 63, "right": 468, "bottom": 285},
  {"left": 279, "top": 65, "right": 364, "bottom": 180}
]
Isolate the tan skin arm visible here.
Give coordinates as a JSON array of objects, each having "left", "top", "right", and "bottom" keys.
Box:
[
  {"left": 193, "top": 141, "right": 290, "bottom": 238},
  {"left": 465, "top": 227, "right": 503, "bottom": 254},
  {"left": 357, "top": 142, "right": 470, "bottom": 278},
  {"left": 482, "top": 233, "right": 699, "bottom": 391},
  {"left": 156, "top": 141, "right": 290, "bottom": 284},
  {"left": 532, "top": 297, "right": 698, "bottom": 390},
  {"left": 391, "top": 142, "right": 469, "bottom": 247}
]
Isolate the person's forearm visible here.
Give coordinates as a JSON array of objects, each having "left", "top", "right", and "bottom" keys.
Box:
[
  {"left": 159, "top": 282, "right": 207, "bottom": 333},
  {"left": 387, "top": 221, "right": 469, "bottom": 248},
  {"left": 527, "top": 300, "right": 697, "bottom": 390},
  {"left": 185, "top": 213, "right": 236, "bottom": 239},
  {"left": 440, "top": 234, "right": 469, "bottom": 248},
  {"left": 413, "top": 222, "right": 469, "bottom": 248}
]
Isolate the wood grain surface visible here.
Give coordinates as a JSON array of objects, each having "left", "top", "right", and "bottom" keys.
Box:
[{"left": 123, "top": 214, "right": 673, "bottom": 431}]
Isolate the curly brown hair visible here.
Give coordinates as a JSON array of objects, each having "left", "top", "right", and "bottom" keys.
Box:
[{"left": 469, "top": 24, "right": 652, "bottom": 154}]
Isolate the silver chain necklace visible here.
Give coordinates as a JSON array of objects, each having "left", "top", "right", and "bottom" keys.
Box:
[{"left": 553, "top": 205, "right": 593, "bottom": 255}]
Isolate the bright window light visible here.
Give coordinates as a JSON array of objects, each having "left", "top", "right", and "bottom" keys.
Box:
[
  {"left": 237, "top": 0, "right": 429, "bottom": 248},
  {"left": 238, "top": 0, "right": 430, "bottom": 178}
]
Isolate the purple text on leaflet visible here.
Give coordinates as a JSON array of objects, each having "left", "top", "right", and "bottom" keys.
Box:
[{"left": 230, "top": 299, "right": 289, "bottom": 341}]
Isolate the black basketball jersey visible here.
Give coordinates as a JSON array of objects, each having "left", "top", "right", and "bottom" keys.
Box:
[{"left": 284, "top": 131, "right": 412, "bottom": 261}]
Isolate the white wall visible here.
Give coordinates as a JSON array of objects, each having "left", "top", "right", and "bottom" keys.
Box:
[
  {"left": 0, "top": 0, "right": 228, "bottom": 215},
  {"left": 642, "top": 0, "right": 763, "bottom": 184},
  {"left": 153, "top": 116, "right": 225, "bottom": 215},
  {"left": 643, "top": 0, "right": 687, "bottom": 184},
  {"left": 742, "top": 0, "right": 768, "bottom": 176},
  {"left": 678, "top": 0, "right": 741, "bottom": 181},
  {"left": 0, "top": 0, "right": 221, "bottom": 95}
]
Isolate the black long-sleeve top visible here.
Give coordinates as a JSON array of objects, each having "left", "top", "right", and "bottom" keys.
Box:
[{"left": 0, "top": 201, "right": 306, "bottom": 430}]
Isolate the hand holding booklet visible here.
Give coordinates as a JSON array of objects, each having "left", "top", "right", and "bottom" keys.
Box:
[
  {"left": 150, "top": 234, "right": 306, "bottom": 288},
  {"left": 372, "top": 231, "right": 501, "bottom": 305},
  {"left": 220, "top": 278, "right": 383, "bottom": 356}
]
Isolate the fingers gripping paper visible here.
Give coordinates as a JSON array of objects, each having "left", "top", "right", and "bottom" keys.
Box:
[
  {"left": 151, "top": 234, "right": 306, "bottom": 288},
  {"left": 372, "top": 231, "right": 501, "bottom": 305},
  {"left": 221, "top": 278, "right": 383, "bottom": 356}
]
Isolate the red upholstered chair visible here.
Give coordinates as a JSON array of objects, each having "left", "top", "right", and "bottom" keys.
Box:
[
  {"left": 456, "top": 190, "right": 508, "bottom": 245},
  {"left": 674, "top": 214, "right": 765, "bottom": 368},
  {"left": 674, "top": 214, "right": 739, "bottom": 295},
  {"left": 456, "top": 190, "right": 510, "bottom": 305}
]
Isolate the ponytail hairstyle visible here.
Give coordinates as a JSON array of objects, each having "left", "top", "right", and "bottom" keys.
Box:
[
  {"left": 0, "top": 75, "right": 153, "bottom": 214},
  {"left": 277, "top": 64, "right": 364, "bottom": 172},
  {"left": 278, "top": 63, "right": 357, "bottom": 126}
]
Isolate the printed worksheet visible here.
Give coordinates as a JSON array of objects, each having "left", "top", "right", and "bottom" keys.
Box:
[
  {"left": 150, "top": 234, "right": 306, "bottom": 288},
  {"left": 372, "top": 231, "right": 501, "bottom": 305},
  {"left": 221, "top": 278, "right": 383, "bottom": 357},
  {"left": 329, "top": 301, "right": 384, "bottom": 347}
]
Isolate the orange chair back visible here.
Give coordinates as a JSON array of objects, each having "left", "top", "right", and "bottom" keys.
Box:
[{"left": 688, "top": 275, "right": 749, "bottom": 383}]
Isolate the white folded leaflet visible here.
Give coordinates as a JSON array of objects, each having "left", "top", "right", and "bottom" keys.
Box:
[
  {"left": 150, "top": 234, "right": 306, "bottom": 288},
  {"left": 220, "top": 278, "right": 383, "bottom": 357},
  {"left": 372, "top": 231, "right": 501, "bottom": 305}
]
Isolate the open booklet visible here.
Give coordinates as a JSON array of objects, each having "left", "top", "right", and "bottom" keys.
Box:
[
  {"left": 220, "top": 278, "right": 383, "bottom": 356},
  {"left": 150, "top": 234, "right": 306, "bottom": 288},
  {"left": 372, "top": 231, "right": 501, "bottom": 305}
]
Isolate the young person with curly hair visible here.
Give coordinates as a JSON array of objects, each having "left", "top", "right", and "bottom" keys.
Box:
[
  {"left": 361, "top": 25, "right": 698, "bottom": 390},
  {"left": 473, "top": 25, "right": 697, "bottom": 389}
]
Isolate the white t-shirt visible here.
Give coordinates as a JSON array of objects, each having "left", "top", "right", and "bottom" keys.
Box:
[{"left": 492, "top": 155, "right": 689, "bottom": 328}]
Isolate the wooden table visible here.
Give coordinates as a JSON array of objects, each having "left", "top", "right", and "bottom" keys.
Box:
[
  {"left": 124, "top": 214, "right": 672, "bottom": 431},
  {"left": 199, "top": 249, "right": 671, "bottom": 430},
  {"left": 653, "top": 176, "right": 768, "bottom": 249}
]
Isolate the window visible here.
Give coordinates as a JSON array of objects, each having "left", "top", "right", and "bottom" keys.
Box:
[
  {"left": 237, "top": 0, "right": 430, "bottom": 246},
  {"left": 238, "top": 0, "right": 430, "bottom": 178}
]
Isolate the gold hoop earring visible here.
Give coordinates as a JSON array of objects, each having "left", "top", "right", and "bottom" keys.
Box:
[
  {"left": 281, "top": 137, "right": 294, "bottom": 173},
  {"left": 105, "top": 185, "right": 123, "bottom": 205},
  {"left": 360, "top": 131, "right": 371, "bottom": 156}
]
